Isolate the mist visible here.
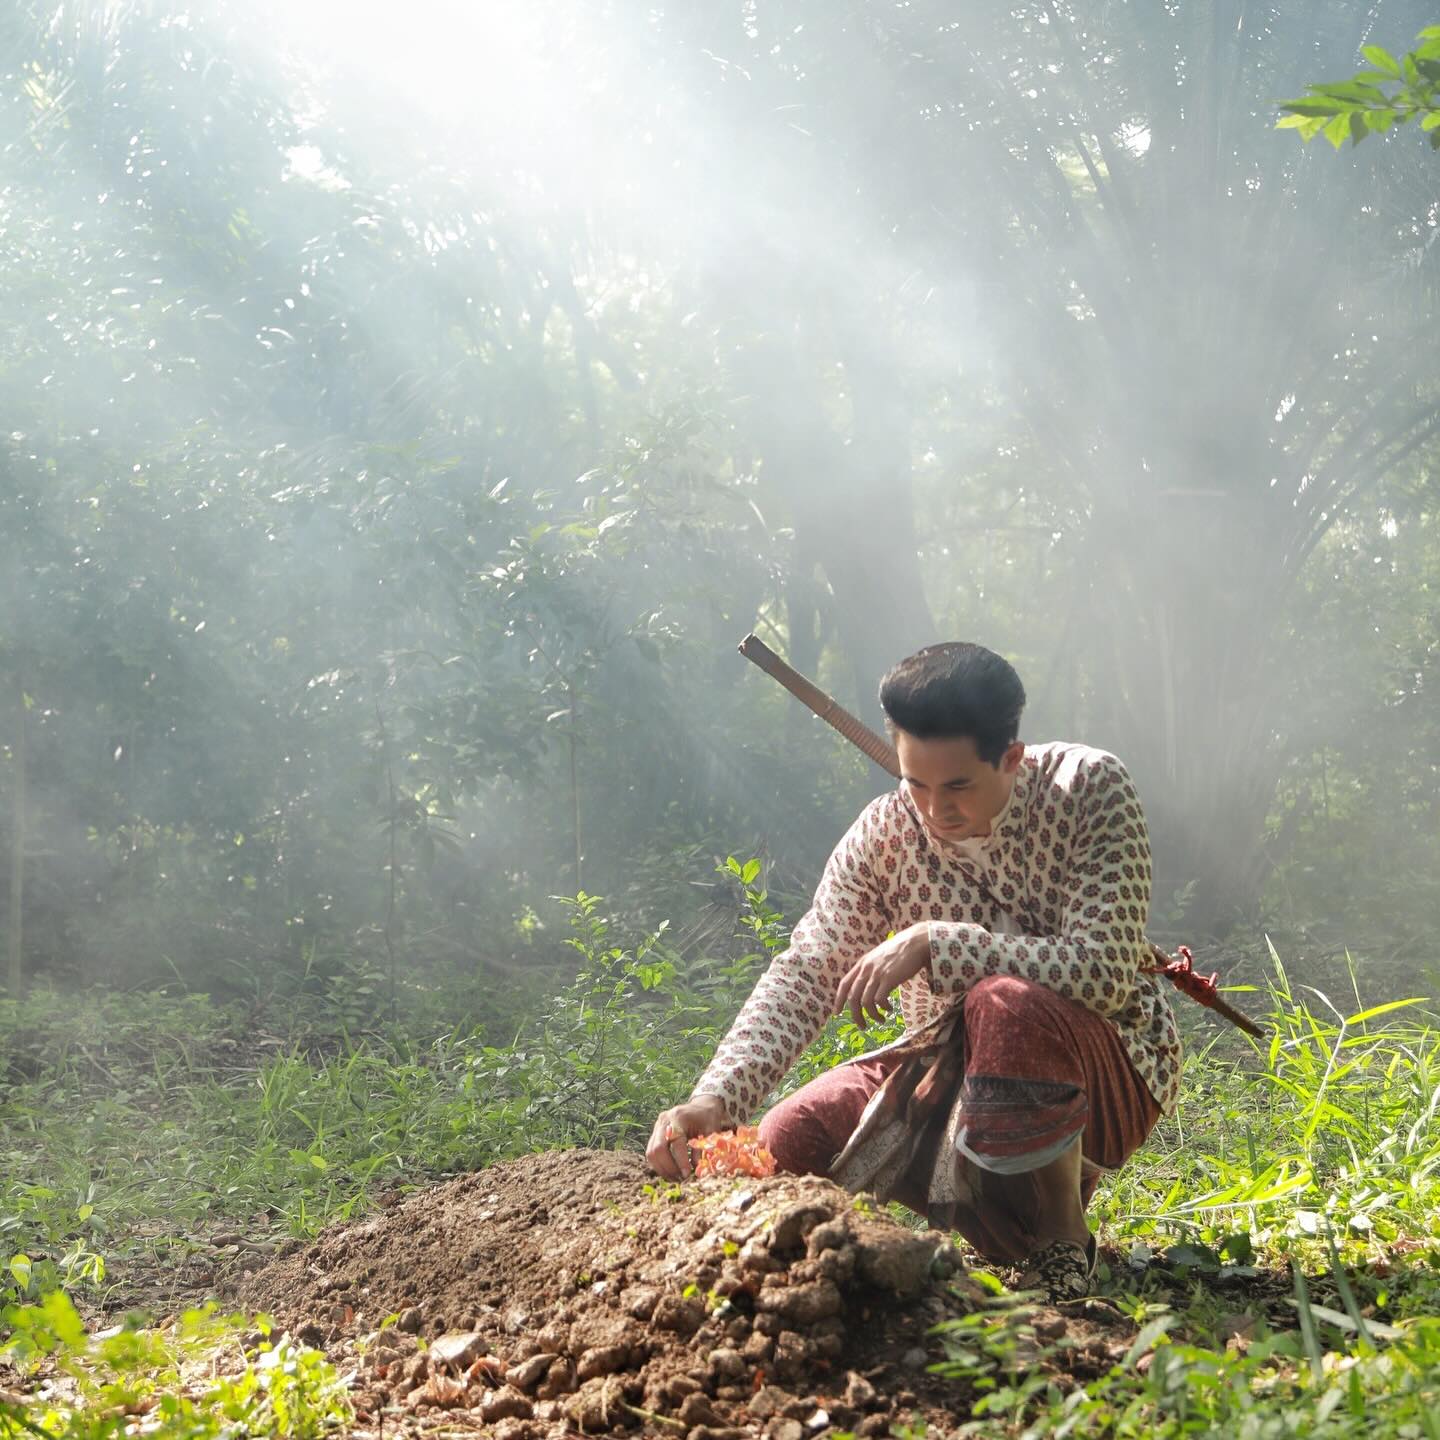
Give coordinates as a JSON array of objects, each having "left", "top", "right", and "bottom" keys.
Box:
[{"left": 2, "top": 0, "right": 1437, "bottom": 1009}]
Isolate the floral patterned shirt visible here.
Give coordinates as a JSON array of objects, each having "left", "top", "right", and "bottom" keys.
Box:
[{"left": 692, "top": 742, "right": 1182, "bottom": 1123}]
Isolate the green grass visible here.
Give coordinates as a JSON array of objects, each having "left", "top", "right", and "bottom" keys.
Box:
[
  {"left": 0, "top": 884, "right": 769, "bottom": 1308},
  {"left": 931, "top": 1300, "right": 1440, "bottom": 1438},
  {"left": 3, "top": 916, "right": 1439, "bottom": 1438},
  {"left": 1098, "top": 951, "right": 1440, "bottom": 1306},
  {"left": 0, "top": 993, "right": 489, "bottom": 1303}
]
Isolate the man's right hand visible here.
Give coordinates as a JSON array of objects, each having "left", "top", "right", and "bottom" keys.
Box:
[{"left": 646, "top": 1096, "right": 731, "bottom": 1180}]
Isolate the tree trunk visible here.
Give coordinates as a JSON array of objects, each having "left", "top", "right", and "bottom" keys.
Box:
[
  {"left": 1093, "top": 487, "right": 1284, "bottom": 935},
  {"left": 8, "top": 671, "right": 25, "bottom": 998},
  {"left": 804, "top": 464, "right": 935, "bottom": 729}
]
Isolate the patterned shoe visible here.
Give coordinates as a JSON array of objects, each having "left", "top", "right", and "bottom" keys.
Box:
[{"left": 1017, "top": 1234, "right": 1097, "bottom": 1302}]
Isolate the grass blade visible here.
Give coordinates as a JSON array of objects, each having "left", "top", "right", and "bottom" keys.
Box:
[
  {"left": 1344, "top": 998, "right": 1427, "bottom": 1027},
  {"left": 1292, "top": 1263, "right": 1325, "bottom": 1382},
  {"left": 1323, "top": 1223, "right": 1373, "bottom": 1346}
]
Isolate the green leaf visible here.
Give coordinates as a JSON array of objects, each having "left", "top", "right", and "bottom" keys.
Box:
[
  {"left": 1324, "top": 112, "right": 1353, "bottom": 149},
  {"left": 8, "top": 1253, "right": 33, "bottom": 1288},
  {"left": 1164, "top": 1242, "right": 1222, "bottom": 1273},
  {"left": 39, "top": 1291, "right": 88, "bottom": 1350},
  {"left": 1219, "top": 1231, "right": 1255, "bottom": 1264},
  {"left": 1323, "top": 1226, "right": 1373, "bottom": 1346},
  {"left": 1123, "top": 1315, "right": 1172, "bottom": 1367},
  {"left": 1310, "top": 81, "right": 1386, "bottom": 104},
  {"left": 77, "top": 1203, "right": 94, "bottom": 1222},
  {"left": 741, "top": 858, "right": 761, "bottom": 886},
  {"left": 1362, "top": 45, "right": 1401, "bottom": 77},
  {"left": 1283, "top": 1297, "right": 1403, "bottom": 1342},
  {"left": 1421, "top": 112, "right": 1440, "bottom": 131},
  {"left": 1279, "top": 99, "right": 1348, "bottom": 118},
  {"left": 1292, "top": 1265, "right": 1325, "bottom": 1382},
  {"left": 1247, "top": 1167, "right": 1314, "bottom": 1204}
]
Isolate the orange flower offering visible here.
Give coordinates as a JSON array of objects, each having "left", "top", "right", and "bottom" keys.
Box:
[{"left": 689, "top": 1126, "right": 777, "bottom": 1178}]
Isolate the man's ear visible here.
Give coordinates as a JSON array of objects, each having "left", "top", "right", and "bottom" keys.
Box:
[{"left": 1000, "top": 741, "right": 1025, "bottom": 775}]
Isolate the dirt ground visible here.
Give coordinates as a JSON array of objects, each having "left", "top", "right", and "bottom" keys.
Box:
[{"left": 238, "top": 1148, "right": 1145, "bottom": 1439}]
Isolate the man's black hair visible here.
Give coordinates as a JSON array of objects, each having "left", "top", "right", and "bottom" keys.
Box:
[{"left": 878, "top": 642, "right": 1026, "bottom": 765}]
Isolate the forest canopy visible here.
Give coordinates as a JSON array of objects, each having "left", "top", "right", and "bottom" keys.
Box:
[{"left": 2, "top": 0, "right": 1437, "bottom": 1001}]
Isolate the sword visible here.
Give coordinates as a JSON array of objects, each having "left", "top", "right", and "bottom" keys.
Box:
[
  {"left": 737, "top": 632, "right": 1265, "bottom": 1039},
  {"left": 737, "top": 634, "right": 902, "bottom": 777}
]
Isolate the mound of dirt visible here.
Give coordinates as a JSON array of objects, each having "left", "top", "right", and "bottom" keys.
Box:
[{"left": 242, "top": 1149, "right": 1129, "bottom": 1438}]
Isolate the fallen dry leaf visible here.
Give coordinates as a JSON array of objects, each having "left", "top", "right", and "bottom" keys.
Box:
[
  {"left": 405, "top": 1372, "right": 469, "bottom": 1409},
  {"left": 467, "top": 1355, "right": 507, "bottom": 1383}
]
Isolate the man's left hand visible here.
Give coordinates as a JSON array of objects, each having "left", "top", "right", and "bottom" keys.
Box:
[{"left": 834, "top": 924, "right": 931, "bottom": 1028}]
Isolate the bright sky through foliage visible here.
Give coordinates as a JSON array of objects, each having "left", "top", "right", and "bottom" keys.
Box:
[{"left": 270, "top": 0, "right": 622, "bottom": 208}]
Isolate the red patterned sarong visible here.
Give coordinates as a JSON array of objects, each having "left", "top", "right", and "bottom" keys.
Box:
[{"left": 757, "top": 975, "right": 1160, "bottom": 1262}]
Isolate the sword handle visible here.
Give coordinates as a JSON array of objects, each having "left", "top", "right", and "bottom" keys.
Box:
[{"left": 738, "top": 634, "right": 901, "bottom": 778}]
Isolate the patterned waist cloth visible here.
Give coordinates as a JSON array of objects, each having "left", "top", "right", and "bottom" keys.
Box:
[{"left": 825, "top": 979, "right": 1159, "bottom": 1261}]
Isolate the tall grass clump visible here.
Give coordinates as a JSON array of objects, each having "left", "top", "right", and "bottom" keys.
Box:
[{"left": 1101, "top": 949, "right": 1438, "bottom": 1279}]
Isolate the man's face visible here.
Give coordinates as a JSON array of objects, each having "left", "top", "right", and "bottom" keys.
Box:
[{"left": 895, "top": 730, "right": 1024, "bottom": 842}]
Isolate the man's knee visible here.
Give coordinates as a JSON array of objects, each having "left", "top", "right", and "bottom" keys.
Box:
[
  {"left": 755, "top": 1106, "right": 788, "bottom": 1167},
  {"left": 967, "top": 973, "right": 1040, "bottom": 1015},
  {"left": 965, "top": 974, "right": 1074, "bottom": 1053},
  {"left": 759, "top": 1095, "right": 831, "bottom": 1177},
  {"left": 757, "top": 1057, "right": 892, "bottom": 1177}
]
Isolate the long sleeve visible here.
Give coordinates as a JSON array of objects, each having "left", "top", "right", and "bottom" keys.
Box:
[
  {"left": 925, "top": 754, "right": 1151, "bottom": 1019},
  {"left": 689, "top": 804, "right": 893, "bottom": 1125}
]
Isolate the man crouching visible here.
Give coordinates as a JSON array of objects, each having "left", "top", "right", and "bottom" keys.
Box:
[{"left": 647, "top": 641, "right": 1180, "bottom": 1302}]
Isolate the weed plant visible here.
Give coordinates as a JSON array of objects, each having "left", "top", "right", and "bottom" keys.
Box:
[
  {"left": 3, "top": 888, "right": 1439, "bottom": 1437},
  {"left": 1, "top": 1291, "right": 348, "bottom": 1439},
  {"left": 928, "top": 1300, "right": 1440, "bottom": 1438}
]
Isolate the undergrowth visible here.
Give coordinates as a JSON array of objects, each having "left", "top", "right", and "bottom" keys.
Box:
[
  {"left": 3, "top": 877, "right": 1438, "bottom": 1438},
  {"left": 1, "top": 1292, "right": 348, "bottom": 1439},
  {"left": 1097, "top": 946, "right": 1440, "bottom": 1316},
  {"left": 927, "top": 1294, "right": 1440, "bottom": 1439},
  {"left": 0, "top": 860, "right": 793, "bottom": 1305}
]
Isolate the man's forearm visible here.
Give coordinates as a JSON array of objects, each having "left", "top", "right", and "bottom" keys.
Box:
[
  {"left": 688, "top": 949, "right": 837, "bottom": 1124},
  {"left": 926, "top": 920, "right": 1144, "bottom": 1018}
]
